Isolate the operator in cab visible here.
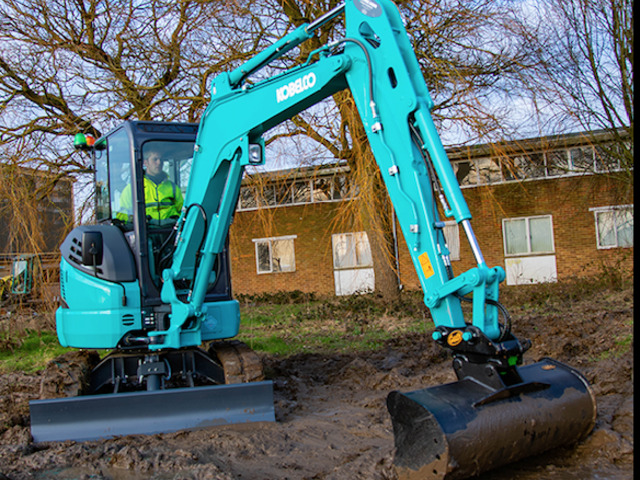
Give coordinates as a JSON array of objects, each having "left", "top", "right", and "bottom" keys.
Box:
[{"left": 117, "top": 147, "right": 184, "bottom": 225}]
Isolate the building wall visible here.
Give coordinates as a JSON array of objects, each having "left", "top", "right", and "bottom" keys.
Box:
[
  {"left": 0, "top": 167, "right": 74, "bottom": 254},
  {"left": 230, "top": 201, "right": 357, "bottom": 295},
  {"left": 230, "top": 172, "right": 633, "bottom": 296},
  {"left": 396, "top": 173, "right": 633, "bottom": 291}
]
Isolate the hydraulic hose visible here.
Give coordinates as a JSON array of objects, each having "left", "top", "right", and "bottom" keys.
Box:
[{"left": 331, "top": 38, "right": 376, "bottom": 118}]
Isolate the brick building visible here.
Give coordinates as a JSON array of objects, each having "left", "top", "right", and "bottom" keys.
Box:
[
  {"left": 230, "top": 129, "right": 633, "bottom": 296},
  {"left": 0, "top": 166, "right": 73, "bottom": 291},
  {"left": 0, "top": 166, "right": 73, "bottom": 254}
]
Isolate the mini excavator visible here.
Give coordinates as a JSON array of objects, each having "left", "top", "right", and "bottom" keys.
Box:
[{"left": 30, "top": 1, "right": 596, "bottom": 478}]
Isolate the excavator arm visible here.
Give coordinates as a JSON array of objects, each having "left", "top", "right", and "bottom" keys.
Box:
[{"left": 159, "top": 0, "right": 504, "bottom": 353}]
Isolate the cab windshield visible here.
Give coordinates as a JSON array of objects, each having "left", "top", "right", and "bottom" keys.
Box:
[
  {"left": 140, "top": 141, "right": 194, "bottom": 228},
  {"left": 142, "top": 140, "right": 194, "bottom": 198},
  {"left": 94, "top": 129, "right": 130, "bottom": 225},
  {"left": 94, "top": 135, "right": 194, "bottom": 228}
]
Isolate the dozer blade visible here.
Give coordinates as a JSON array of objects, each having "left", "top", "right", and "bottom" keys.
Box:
[
  {"left": 387, "top": 358, "right": 596, "bottom": 480},
  {"left": 30, "top": 381, "right": 275, "bottom": 443}
]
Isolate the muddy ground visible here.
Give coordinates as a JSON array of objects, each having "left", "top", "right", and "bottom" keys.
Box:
[{"left": 0, "top": 286, "right": 633, "bottom": 479}]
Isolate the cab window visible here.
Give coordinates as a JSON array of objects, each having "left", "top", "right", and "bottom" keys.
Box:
[
  {"left": 95, "top": 129, "right": 131, "bottom": 225},
  {"left": 142, "top": 141, "right": 194, "bottom": 197}
]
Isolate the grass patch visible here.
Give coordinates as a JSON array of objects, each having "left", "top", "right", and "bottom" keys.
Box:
[
  {"left": 0, "top": 276, "right": 631, "bottom": 370},
  {"left": 0, "top": 330, "right": 71, "bottom": 373},
  {"left": 236, "top": 291, "right": 429, "bottom": 356},
  {"left": 597, "top": 332, "right": 633, "bottom": 361}
]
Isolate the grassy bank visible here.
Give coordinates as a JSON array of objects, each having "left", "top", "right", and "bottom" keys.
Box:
[
  {"left": 0, "top": 330, "right": 70, "bottom": 373},
  {"left": 0, "top": 291, "right": 432, "bottom": 373},
  {"left": 0, "top": 273, "right": 633, "bottom": 373},
  {"left": 235, "top": 290, "right": 430, "bottom": 356}
]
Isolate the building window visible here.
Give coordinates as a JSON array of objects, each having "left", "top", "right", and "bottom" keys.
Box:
[
  {"left": 503, "top": 215, "right": 554, "bottom": 256},
  {"left": 595, "top": 144, "right": 626, "bottom": 173},
  {"left": 237, "top": 172, "right": 354, "bottom": 211},
  {"left": 591, "top": 206, "right": 634, "bottom": 249},
  {"left": 332, "top": 232, "right": 373, "bottom": 269},
  {"left": 253, "top": 235, "right": 297, "bottom": 273},
  {"left": 476, "top": 157, "right": 502, "bottom": 184},
  {"left": 292, "top": 180, "right": 312, "bottom": 204},
  {"left": 239, "top": 186, "right": 258, "bottom": 209},
  {"left": 443, "top": 221, "right": 460, "bottom": 261},
  {"left": 502, "top": 154, "right": 546, "bottom": 181},
  {"left": 452, "top": 160, "right": 476, "bottom": 186},
  {"left": 569, "top": 146, "right": 595, "bottom": 172},
  {"left": 545, "top": 150, "right": 570, "bottom": 176}
]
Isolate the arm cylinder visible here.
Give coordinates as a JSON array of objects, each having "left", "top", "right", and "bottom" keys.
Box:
[{"left": 228, "top": 3, "right": 345, "bottom": 88}]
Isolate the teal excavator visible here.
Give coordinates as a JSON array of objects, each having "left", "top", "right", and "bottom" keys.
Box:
[{"left": 30, "top": 1, "right": 596, "bottom": 478}]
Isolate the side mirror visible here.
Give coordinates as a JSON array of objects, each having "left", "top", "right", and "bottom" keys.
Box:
[{"left": 82, "top": 231, "right": 104, "bottom": 266}]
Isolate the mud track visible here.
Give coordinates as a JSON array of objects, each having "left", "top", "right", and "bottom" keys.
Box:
[{"left": 0, "top": 287, "right": 633, "bottom": 479}]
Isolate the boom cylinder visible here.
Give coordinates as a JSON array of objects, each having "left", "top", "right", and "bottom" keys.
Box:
[{"left": 306, "top": 3, "right": 346, "bottom": 33}]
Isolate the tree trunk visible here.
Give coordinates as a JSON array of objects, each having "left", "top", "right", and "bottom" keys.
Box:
[
  {"left": 365, "top": 193, "right": 401, "bottom": 303},
  {"left": 336, "top": 92, "right": 400, "bottom": 302}
]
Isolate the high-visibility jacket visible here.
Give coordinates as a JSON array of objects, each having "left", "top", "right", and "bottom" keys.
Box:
[{"left": 117, "top": 175, "right": 184, "bottom": 221}]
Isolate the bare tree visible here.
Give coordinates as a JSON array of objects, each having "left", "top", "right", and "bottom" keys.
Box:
[
  {"left": 514, "top": 0, "right": 633, "bottom": 180},
  {"left": 0, "top": 0, "right": 259, "bottom": 175},
  {"left": 0, "top": 0, "right": 268, "bottom": 246},
  {"left": 0, "top": 0, "right": 548, "bottom": 300}
]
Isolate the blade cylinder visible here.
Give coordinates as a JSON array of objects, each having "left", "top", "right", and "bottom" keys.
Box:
[{"left": 387, "top": 358, "right": 596, "bottom": 480}]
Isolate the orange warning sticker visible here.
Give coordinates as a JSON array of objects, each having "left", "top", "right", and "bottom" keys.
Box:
[
  {"left": 447, "top": 330, "right": 463, "bottom": 347},
  {"left": 418, "top": 252, "right": 435, "bottom": 279}
]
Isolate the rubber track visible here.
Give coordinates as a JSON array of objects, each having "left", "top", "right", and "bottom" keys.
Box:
[{"left": 210, "top": 340, "right": 264, "bottom": 384}]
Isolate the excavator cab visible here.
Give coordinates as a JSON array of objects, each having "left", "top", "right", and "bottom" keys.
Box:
[
  {"left": 59, "top": 121, "right": 237, "bottom": 348},
  {"left": 93, "top": 123, "right": 224, "bottom": 293},
  {"left": 30, "top": 122, "right": 274, "bottom": 442}
]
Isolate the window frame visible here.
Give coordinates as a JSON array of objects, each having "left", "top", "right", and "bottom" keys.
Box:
[
  {"left": 442, "top": 221, "right": 461, "bottom": 261},
  {"left": 590, "top": 205, "right": 634, "bottom": 249},
  {"left": 252, "top": 235, "right": 297, "bottom": 274},
  {"left": 568, "top": 146, "right": 595, "bottom": 172},
  {"left": 237, "top": 173, "right": 354, "bottom": 211},
  {"left": 502, "top": 215, "right": 555, "bottom": 257},
  {"left": 331, "top": 232, "right": 373, "bottom": 270}
]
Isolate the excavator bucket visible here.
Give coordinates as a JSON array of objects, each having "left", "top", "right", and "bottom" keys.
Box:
[
  {"left": 30, "top": 381, "right": 275, "bottom": 443},
  {"left": 387, "top": 358, "right": 596, "bottom": 480}
]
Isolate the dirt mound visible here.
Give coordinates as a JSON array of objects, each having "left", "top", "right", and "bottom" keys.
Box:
[
  {"left": 0, "top": 286, "right": 633, "bottom": 479},
  {"left": 38, "top": 350, "right": 100, "bottom": 399}
]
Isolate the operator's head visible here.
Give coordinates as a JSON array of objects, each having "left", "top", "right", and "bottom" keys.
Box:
[{"left": 144, "top": 149, "right": 164, "bottom": 177}]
